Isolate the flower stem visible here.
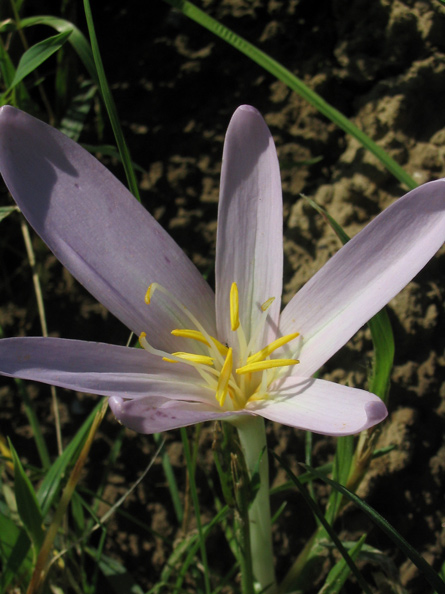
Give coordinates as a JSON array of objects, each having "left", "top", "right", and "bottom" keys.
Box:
[{"left": 234, "top": 415, "right": 276, "bottom": 593}]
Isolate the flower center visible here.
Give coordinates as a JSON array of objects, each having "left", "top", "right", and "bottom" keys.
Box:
[{"left": 140, "top": 282, "right": 301, "bottom": 411}]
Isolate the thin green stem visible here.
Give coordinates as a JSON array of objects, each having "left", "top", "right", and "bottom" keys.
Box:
[
  {"left": 20, "top": 218, "right": 62, "bottom": 455},
  {"left": 153, "top": 432, "right": 183, "bottom": 524},
  {"left": 82, "top": 0, "right": 141, "bottom": 201},
  {"left": 231, "top": 448, "right": 255, "bottom": 594},
  {"left": 180, "top": 427, "right": 211, "bottom": 594}
]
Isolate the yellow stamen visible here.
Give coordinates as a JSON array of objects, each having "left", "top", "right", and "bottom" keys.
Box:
[
  {"left": 171, "top": 352, "right": 214, "bottom": 366},
  {"left": 215, "top": 348, "right": 233, "bottom": 406},
  {"left": 162, "top": 357, "right": 178, "bottom": 363},
  {"left": 230, "top": 282, "right": 240, "bottom": 331},
  {"left": 144, "top": 283, "right": 157, "bottom": 305},
  {"left": 247, "top": 332, "right": 300, "bottom": 364},
  {"left": 210, "top": 337, "right": 230, "bottom": 357},
  {"left": 171, "top": 329, "right": 229, "bottom": 357},
  {"left": 236, "top": 358, "right": 299, "bottom": 375},
  {"left": 171, "top": 329, "right": 208, "bottom": 344},
  {"left": 261, "top": 296, "right": 275, "bottom": 312}
]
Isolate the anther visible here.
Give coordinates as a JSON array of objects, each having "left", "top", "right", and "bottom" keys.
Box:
[
  {"left": 171, "top": 352, "right": 214, "bottom": 366},
  {"left": 144, "top": 283, "right": 158, "bottom": 305},
  {"left": 230, "top": 282, "right": 240, "bottom": 331},
  {"left": 236, "top": 358, "right": 299, "bottom": 375},
  {"left": 247, "top": 332, "right": 300, "bottom": 365},
  {"left": 171, "top": 329, "right": 229, "bottom": 357},
  {"left": 261, "top": 296, "right": 275, "bottom": 312}
]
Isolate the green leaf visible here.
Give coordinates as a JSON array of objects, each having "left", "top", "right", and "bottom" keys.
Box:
[
  {"left": 8, "top": 439, "right": 44, "bottom": 552},
  {"left": 180, "top": 426, "right": 211, "bottom": 594},
  {"left": 305, "top": 465, "right": 445, "bottom": 593},
  {"left": 0, "top": 512, "right": 28, "bottom": 563},
  {"left": 0, "top": 42, "right": 32, "bottom": 107},
  {"left": 153, "top": 432, "right": 183, "bottom": 524},
  {"left": 274, "top": 453, "right": 373, "bottom": 594},
  {"left": 8, "top": 30, "right": 72, "bottom": 91},
  {"left": 20, "top": 16, "right": 99, "bottom": 86},
  {"left": 59, "top": 79, "right": 97, "bottom": 141},
  {"left": 90, "top": 549, "right": 145, "bottom": 594},
  {"left": 0, "top": 528, "right": 32, "bottom": 590},
  {"left": 1, "top": 403, "right": 105, "bottom": 585},
  {"left": 0, "top": 42, "right": 17, "bottom": 89},
  {"left": 367, "top": 307, "right": 394, "bottom": 403},
  {"left": 324, "top": 434, "right": 354, "bottom": 524},
  {"left": 171, "top": 505, "right": 230, "bottom": 594},
  {"left": 0, "top": 206, "right": 19, "bottom": 223},
  {"left": 37, "top": 400, "right": 105, "bottom": 516},
  {"left": 303, "top": 195, "right": 350, "bottom": 245},
  {"left": 70, "top": 491, "right": 86, "bottom": 534},
  {"left": 318, "top": 534, "right": 367, "bottom": 594},
  {"left": 270, "top": 446, "right": 395, "bottom": 497}
]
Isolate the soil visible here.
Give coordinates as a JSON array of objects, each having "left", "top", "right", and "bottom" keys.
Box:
[{"left": 1, "top": 0, "right": 445, "bottom": 592}]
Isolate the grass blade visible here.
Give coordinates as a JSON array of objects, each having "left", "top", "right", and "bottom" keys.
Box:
[
  {"left": 180, "top": 427, "right": 211, "bottom": 594},
  {"left": 37, "top": 400, "right": 105, "bottom": 516},
  {"left": 7, "top": 30, "right": 72, "bottom": 91},
  {"left": 153, "top": 433, "right": 183, "bottom": 524},
  {"left": 0, "top": 529, "right": 32, "bottom": 590},
  {"left": 318, "top": 534, "right": 367, "bottom": 594},
  {"left": 88, "top": 549, "right": 145, "bottom": 594},
  {"left": 27, "top": 401, "right": 107, "bottom": 594},
  {"left": 306, "top": 465, "right": 445, "bottom": 594},
  {"left": 20, "top": 16, "right": 99, "bottom": 86},
  {"left": 367, "top": 308, "right": 394, "bottom": 403},
  {"left": 8, "top": 439, "right": 44, "bottom": 553},
  {"left": 83, "top": 0, "right": 141, "bottom": 201},
  {"left": 274, "top": 453, "right": 373, "bottom": 594},
  {"left": 164, "top": 0, "right": 417, "bottom": 191},
  {"left": 0, "top": 206, "right": 19, "bottom": 223},
  {"left": 59, "top": 79, "right": 97, "bottom": 141},
  {"left": 324, "top": 435, "right": 354, "bottom": 524}
]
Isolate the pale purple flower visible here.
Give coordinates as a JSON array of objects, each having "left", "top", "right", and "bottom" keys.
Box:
[{"left": 0, "top": 105, "right": 444, "bottom": 435}]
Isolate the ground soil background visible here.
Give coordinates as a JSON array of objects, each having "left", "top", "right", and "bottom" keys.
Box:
[{"left": 1, "top": 0, "right": 445, "bottom": 592}]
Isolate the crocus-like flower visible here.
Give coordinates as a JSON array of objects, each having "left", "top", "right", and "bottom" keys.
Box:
[{"left": 0, "top": 105, "right": 444, "bottom": 436}]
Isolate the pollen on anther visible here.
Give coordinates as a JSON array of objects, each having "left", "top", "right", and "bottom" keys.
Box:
[
  {"left": 230, "top": 282, "right": 240, "bottom": 331},
  {"left": 236, "top": 358, "right": 299, "bottom": 375},
  {"left": 261, "top": 296, "right": 275, "bottom": 312},
  {"left": 144, "top": 283, "right": 156, "bottom": 304}
]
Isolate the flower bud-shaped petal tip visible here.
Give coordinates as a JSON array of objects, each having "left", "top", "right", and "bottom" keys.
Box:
[
  {"left": 237, "top": 105, "right": 261, "bottom": 114},
  {"left": 365, "top": 399, "right": 388, "bottom": 427}
]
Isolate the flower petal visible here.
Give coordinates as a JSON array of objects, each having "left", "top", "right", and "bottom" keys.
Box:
[
  {"left": 109, "top": 396, "right": 249, "bottom": 433},
  {"left": 0, "top": 337, "right": 211, "bottom": 402},
  {"left": 0, "top": 106, "right": 215, "bottom": 351},
  {"left": 248, "top": 376, "right": 388, "bottom": 436},
  {"left": 216, "top": 105, "right": 283, "bottom": 354},
  {"left": 280, "top": 179, "right": 445, "bottom": 376}
]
